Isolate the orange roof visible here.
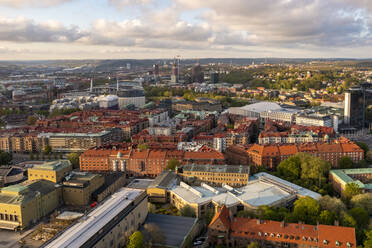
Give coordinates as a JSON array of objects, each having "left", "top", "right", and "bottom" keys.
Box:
[
  {"left": 278, "top": 145, "right": 298, "bottom": 156},
  {"left": 209, "top": 206, "right": 230, "bottom": 230}
]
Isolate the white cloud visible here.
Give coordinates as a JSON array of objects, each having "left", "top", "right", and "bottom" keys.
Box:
[{"left": 0, "top": 0, "right": 74, "bottom": 8}]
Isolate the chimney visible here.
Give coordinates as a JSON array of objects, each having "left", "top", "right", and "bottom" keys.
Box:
[
  {"left": 116, "top": 78, "right": 119, "bottom": 91},
  {"left": 90, "top": 78, "right": 93, "bottom": 93}
]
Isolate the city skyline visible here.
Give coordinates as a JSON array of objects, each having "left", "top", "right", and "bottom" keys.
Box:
[{"left": 0, "top": 0, "right": 372, "bottom": 60}]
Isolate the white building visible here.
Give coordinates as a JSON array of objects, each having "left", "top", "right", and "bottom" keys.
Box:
[
  {"left": 295, "top": 115, "right": 333, "bottom": 127},
  {"left": 213, "top": 136, "right": 227, "bottom": 152}
]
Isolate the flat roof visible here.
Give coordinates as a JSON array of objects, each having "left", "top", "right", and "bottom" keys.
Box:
[
  {"left": 31, "top": 160, "right": 71, "bottom": 171},
  {"left": 127, "top": 179, "right": 154, "bottom": 189},
  {"left": 170, "top": 173, "right": 320, "bottom": 208},
  {"left": 330, "top": 168, "right": 372, "bottom": 189},
  {"left": 44, "top": 188, "right": 144, "bottom": 248},
  {"left": 148, "top": 171, "right": 178, "bottom": 189},
  {"left": 140, "top": 214, "right": 197, "bottom": 248}
]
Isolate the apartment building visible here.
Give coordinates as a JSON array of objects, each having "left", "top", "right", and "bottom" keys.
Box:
[
  {"left": 329, "top": 168, "right": 372, "bottom": 195},
  {"left": 226, "top": 138, "right": 363, "bottom": 169},
  {"left": 208, "top": 206, "right": 356, "bottom": 248}
]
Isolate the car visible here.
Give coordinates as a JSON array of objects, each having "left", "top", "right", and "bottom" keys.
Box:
[{"left": 193, "top": 240, "right": 203, "bottom": 246}]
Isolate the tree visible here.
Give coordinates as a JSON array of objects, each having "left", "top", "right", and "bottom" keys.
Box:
[
  {"left": 166, "top": 159, "right": 181, "bottom": 171},
  {"left": 180, "top": 205, "right": 196, "bottom": 218},
  {"left": 343, "top": 183, "right": 361, "bottom": 202},
  {"left": 364, "top": 230, "right": 372, "bottom": 248},
  {"left": 338, "top": 156, "right": 354, "bottom": 169},
  {"left": 351, "top": 193, "right": 372, "bottom": 215},
  {"left": 318, "top": 195, "right": 346, "bottom": 214},
  {"left": 355, "top": 141, "right": 369, "bottom": 157},
  {"left": 42, "top": 145, "right": 52, "bottom": 155},
  {"left": 348, "top": 207, "right": 369, "bottom": 228},
  {"left": 67, "top": 153, "right": 80, "bottom": 169},
  {"left": 127, "top": 231, "right": 144, "bottom": 248},
  {"left": 30, "top": 152, "right": 34, "bottom": 160},
  {"left": 26, "top": 115, "right": 37, "bottom": 125},
  {"left": 247, "top": 242, "right": 260, "bottom": 248},
  {"left": 299, "top": 153, "right": 331, "bottom": 182},
  {"left": 138, "top": 144, "right": 149, "bottom": 151},
  {"left": 292, "top": 197, "right": 320, "bottom": 224},
  {"left": 340, "top": 211, "right": 356, "bottom": 227},
  {"left": 143, "top": 223, "right": 165, "bottom": 247},
  {"left": 318, "top": 210, "right": 337, "bottom": 225},
  {"left": 366, "top": 150, "right": 372, "bottom": 163},
  {"left": 277, "top": 156, "right": 301, "bottom": 181},
  {"left": 0, "top": 151, "right": 12, "bottom": 165}
]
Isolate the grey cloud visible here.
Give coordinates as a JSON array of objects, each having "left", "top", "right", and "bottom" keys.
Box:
[{"left": 0, "top": 18, "right": 86, "bottom": 42}]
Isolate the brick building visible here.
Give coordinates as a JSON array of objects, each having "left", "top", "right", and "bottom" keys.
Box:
[
  {"left": 208, "top": 206, "right": 356, "bottom": 248},
  {"left": 226, "top": 138, "right": 363, "bottom": 169},
  {"left": 80, "top": 147, "right": 225, "bottom": 177}
]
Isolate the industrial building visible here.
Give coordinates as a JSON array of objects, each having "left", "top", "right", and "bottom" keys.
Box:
[{"left": 43, "top": 188, "right": 148, "bottom": 248}]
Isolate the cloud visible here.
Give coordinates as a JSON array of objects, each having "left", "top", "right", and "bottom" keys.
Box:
[
  {"left": 0, "top": 0, "right": 74, "bottom": 8},
  {"left": 108, "top": 0, "right": 153, "bottom": 8},
  {"left": 0, "top": 17, "right": 86, "bottom": 42}
]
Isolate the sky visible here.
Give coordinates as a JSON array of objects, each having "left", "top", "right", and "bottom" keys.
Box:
[{"left": 0, "top": 0, "right": 372, "bottom": 60}]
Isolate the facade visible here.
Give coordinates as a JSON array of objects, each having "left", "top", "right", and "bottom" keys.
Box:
[
  {"left": 169, "top": 172, "right": 320, "bottom": 217},
  {"left": 43, "top": 188, "right": 148, "bottom": 248},
  {"left": 28, "top": 160, "right": 72, "bottom": 183},
  {"left": 295, "top": 115, "right": 333, "bottom": 127},
  {"left": 177, "top": 164, "right": 250, "bottom": 187},
  {"left": 62, "top": 172, "right": 104, "bottom": 206},
  {"left": 344, "top": 84, "right": 372, "bottom": 128},
  {"left": 80, "top": 147, "right": 225, "bottom": 177},
  {"left": 0, "top": 180, "right": 60, "bottom": 230},
  {"left": 208, "top": 206, "right": 356, "bottom": 248},
  {"left": 226, "top": 138, "right": 363, "bottom": 169},
  {"left": 146, "top": 171, "right": 178, "bottom": 203},
  {"left": 260, "top": 109, "right": 298, "bottom": 124},
  {"left": 329, "top": 168, "right": 372, "bottom": 195}
]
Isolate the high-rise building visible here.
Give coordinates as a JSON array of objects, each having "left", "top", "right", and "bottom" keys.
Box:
[
  {"left": 153, "top": 64, "right": 159, "bottom": 80},
  {"left": 210, "top": 72, "right": 219, "bottom": 84},
  {"left": 171, "top": 63, "right": 178, "bottom": 83},
  {"left": 344, "top": 83, "right": 372, "bottom": 128},
  {"left": 192, "top": 63, "right": 204, "bottom": 83}
]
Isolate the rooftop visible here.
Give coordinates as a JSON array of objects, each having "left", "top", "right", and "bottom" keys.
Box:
[
  {"left": 127, "top": 178, "right": 154, "bottom": 189},
  {"left": 31, "top": 160, "right": 71, "bottom": 171},
  {"left": 148, "top": 171, "right": 178, "bottom": 189},
  {"left": 43, "top": 188, "right": 145, "bottom": 248},
  {"left": 330, "top": 168, "right": 372, "bottom": 189}
]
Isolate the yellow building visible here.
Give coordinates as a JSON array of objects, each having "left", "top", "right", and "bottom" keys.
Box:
[
  {"left": 178, "top": 164, "right": 250, "bottom": 187},
  {"left": 62, "top": 172, "right": 104, "bottom": 206},
  {"left": 0, "top": 180, "right": 60, "bottom": 230},
  {"left": 146, "top": 171, "right": 178, "bottom": 203},
  {"left": 28, "top": 160, "right": 72, "bottom": 183}
]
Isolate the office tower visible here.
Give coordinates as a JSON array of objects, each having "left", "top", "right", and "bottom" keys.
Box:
[
  {"left": 192, "top": 63, "right": 204, "bottom": 83},
  {"left": 153, "top": 64, "right": 160, "bottom": 80},
  {"left": 210, "top": 72, "right": 219, "bottom": 84},
  {"left": 171, "top": 63, "right": 178, "bottom": 83},
  {"left": 344, "top": 83, "right": 372, "bottom": 128}
]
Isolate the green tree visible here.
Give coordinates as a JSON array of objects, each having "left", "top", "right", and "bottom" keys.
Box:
[
  {"left": 42, "top": 145, "right": 52, "bottom": 155},
  {"left": 318, "top": 195, "right": 346, "bottom": 214},
  {"left": 340, "top": 211, "right": 357, "bottom": 227},
  {"left": 292, "top": 197, "right": 320, "bottom": 224},
  {"left": 166, "top": 159, "right": 181, "bottom": 171},
  {"left": 35, "top": 153, "right": 40, "bottom": 160},
  {"left": 277, "top": 156, "right": 301, "bottom": 181},
  {"left": 127, "top": 231, "right": 144, "bottom": 248},
  {"left": 351, "top": 193, "right": 372, "bottom": 215},
  {"left": 180, "top": 205, "right": 196, "bottom": 218},
  {"left": 318, "top": 210, "right": 337, "bottom": 225},
  {"left": 364, "top": 230, "right": 372, "bottom": 248},
  {"left": 299, "top": 153, "right": 331, "bottom": 182},
  {"left": 348, "top": 207, "right": 369, "bottom": 228},
  {"left": 247, "top": 242, "right": 260, "bottom": 248},
  {"left": 138, "top": 144, "right": 149, "bottom": 151},
  {"left": 338, "top": 156, "right": 354, "bottom": 169},
  {"left": 343, "top": 183, "right": 362, "bottom": 202},
  {"left": 67, "top": 153, "right": 80, "bottom": 169},
  {"left": 30, "top": 152, "right": 34, "bottom": 160},
  {"left": 0, "top": 151, "right": 12, "bottom": 165},
  {"left": 366, "top": 150, "right": 372, "bottom": 163},
  {"left": 26, "top": 115, "right": 37, "bottom": 125},
  {"left": 355, "top": 141, "right": 369, "bottom": 157}
]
